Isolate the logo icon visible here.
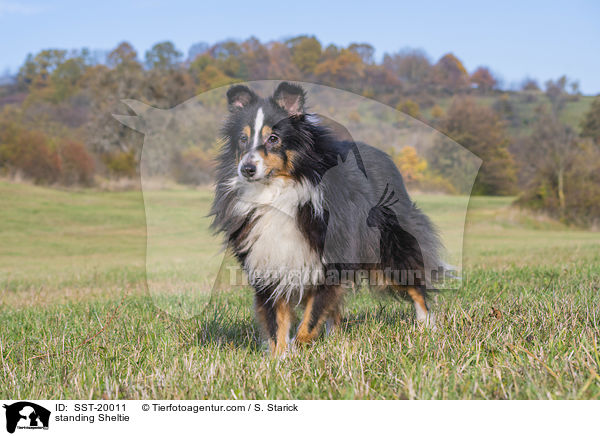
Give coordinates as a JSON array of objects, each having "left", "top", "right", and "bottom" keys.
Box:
[{"left": 3, "top": 402, "right": 50, "bottom": 434}]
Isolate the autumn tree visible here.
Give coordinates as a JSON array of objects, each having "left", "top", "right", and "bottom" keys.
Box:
[
  {"left": 322, "top": 44, "right": 340, "bottom": 61},
  {"left": 348, "top": 43, "right": 375, "bottom": 64},
  {"left": 393, "top": 146, "right": 427, "bottom": 185},
  {"left": 516, "top": 113, "right": 576, "bottom": 214},
  {"left": 107, "top": 42, "right": 140, "bottom": 70},
  {"left": 521, "top": 78, "right": 540, "bottom": 91},
  {"left": 193, "top": 62, "right": 235, "bottom": 92},
  {"left": 433, "top": 53, "right": 469, "bottom": 92},
  {"left": 266, "top": 42, "right": 301, "bottom": 79},
  {"left": 17, "top": 49, "right": 67, "bottom": 90},
  {"left": 15, "top": 49, "right": 89, "bottom": 104},
  {"left": 383, "top": 49, "right": 432, "bottom": 87},
  {"left": 0, "top": 108, "right": 22, "bottom": 172},
  {"left": 144, "top": 42, "right": 194, "bottom": 107},
  {"left": 470, "top": 66, "right": 497, "bottom": 92},
  {"left": 0, "top": 120, "right": 62, "bottom": 184},
  {"left": 545, "top": 76, "right": 569, "bottom": 114},
  {"left": 287, "top": 36, "right": 322, "bottom": 75},
  {"left": 145, "top": 41, "right": 182, "bottom": 71},
  {"left": 147, "top": 69, "right": 196, "bottom": 107},
  {"left": 86, "top": 42, "right": 145, "bottom": 159},
  {"left": 560, "top": 140, "right": 600, "bottom": 225},
  {"left": 430, "top": 104, "right": 444, "bottom": 120},
  {"left": 580, "top": 97, "right": 600, "bottom": 145},
  {"left": 187, "top": 42, "right": 209, "bottom": 62},
  {"left": 59, "top": 139, "right": 95, "bottom": 185},
  {"left": 240, "top": 37, "right": 270, "bottom": 80},
  {"left": 361, "top": 65, "right": 403, "bottom": 104},
  {"left": 430, "top": 96, "right": 516, "bottom": 195},
  {"left": 492, "top": 94, "right": 519, "bottom": 127},
  {"left": 396, "top": 99, "right": 421, "bottom": 118},
  {"left": 50, "top": 55, "right": 87, "bottom": 102},
  {"left": 314, "top": 49, "right": 364, "bottom": 88},
  {"left": 517, "top": 112, "right": 600, "bottom": 224},
  {"left": 209, "top": 40, "right": 245, "bottom": 78}
]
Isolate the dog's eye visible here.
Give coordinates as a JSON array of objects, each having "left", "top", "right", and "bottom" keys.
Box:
[
  {"left": 239, "top": 134, "right": 248, "bottom": 145},
  {"left": 267, "top": 135, "right": 279, "bottom": 145}
]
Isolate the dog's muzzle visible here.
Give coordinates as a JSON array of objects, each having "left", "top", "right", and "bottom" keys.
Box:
[{"left": 238, "top": 152, "right": 265, "bottom": 181}]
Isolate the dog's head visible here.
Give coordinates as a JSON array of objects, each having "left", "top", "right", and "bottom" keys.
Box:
[{"left": 223, "top": 82, "right": 313, "bottom": 183}]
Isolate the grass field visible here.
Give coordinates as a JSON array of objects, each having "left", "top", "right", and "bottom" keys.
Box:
[{"left": 1, "top": 180, "right": 599, "bottom": 399}]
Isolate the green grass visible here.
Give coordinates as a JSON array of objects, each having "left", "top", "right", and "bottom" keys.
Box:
[{"left": 1, "top": 180, "right": 599, "bottom": 399}]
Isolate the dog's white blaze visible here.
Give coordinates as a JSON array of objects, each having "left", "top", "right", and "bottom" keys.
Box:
[
  {"left": 252, "top": 107, "right": 264, "bottom": 149},
  {"left": 253, "top": 153, "right": 266, "bottom": 179},
  {"left": 234, "top": 107, "right": 267, "bottom": 179},
  {"left": 232, "top": 178, "right": 324, "bottom": 302}
]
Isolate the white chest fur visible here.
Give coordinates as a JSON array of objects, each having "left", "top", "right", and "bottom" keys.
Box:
[{"left": 231, "top": 177, "right": 324, "bottom": 301}]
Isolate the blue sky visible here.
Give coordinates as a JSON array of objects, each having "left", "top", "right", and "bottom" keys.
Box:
[{"left": 1, "top": 0, "right": 599, "bottom": 94}]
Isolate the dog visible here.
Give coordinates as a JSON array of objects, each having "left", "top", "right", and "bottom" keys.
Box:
[{"left": 210, "top": 82, "right": 443, "bottom": 354}]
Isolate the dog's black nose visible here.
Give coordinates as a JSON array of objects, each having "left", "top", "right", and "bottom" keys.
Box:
[{"left": 241, "top": 163, "right": 257, "bottom": 178}]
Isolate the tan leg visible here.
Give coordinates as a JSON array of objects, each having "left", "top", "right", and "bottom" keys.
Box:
[
  {"left": 386, "top": 283, "right": 433, "bottom": 324},
  {"left": 325, "top": 303, "right": 342, "bottom": 336},
  {"left": 405, "top": 286, "right": 434, "bottom": 326},
  {"left": 273, "top": 299, "right": 292, "bottom": 354},
  {"left": 295, "top": 286, "right": 342, "bottom": 345},
  {"left": 255, "top": 294, "right": 292, "bottom": 355}
]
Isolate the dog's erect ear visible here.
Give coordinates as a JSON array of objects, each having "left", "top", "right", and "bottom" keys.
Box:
[
  {"left": 227, "top": 85, "right": 258, "bottom": 111},
  {"left": 273, "top": 82, "right": 305, "bottom": 115}
]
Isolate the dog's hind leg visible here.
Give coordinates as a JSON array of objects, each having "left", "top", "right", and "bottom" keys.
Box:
[
  {"left": 255, "top": 293, "right": 292, "bottom": 355},
  {"left": 295, "top": 285, "right": 342, "bottom": 345},
  {"left": 390, "top": 285, "right": 434, "bottom": 327},
  {"left": 406, "top": 286, "right": 435, "bottom": 327},
  {"left": 325, "top": 302, "right": 342, "bottom": 336}
]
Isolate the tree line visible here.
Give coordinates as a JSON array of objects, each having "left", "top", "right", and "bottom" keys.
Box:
[{"left": 0, "top": 36, "right": 599, "bottom": 225}]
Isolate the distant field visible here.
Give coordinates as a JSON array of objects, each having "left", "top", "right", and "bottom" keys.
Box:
[{"left": 1, "top": 180, "right": 599, "bottom": 399}]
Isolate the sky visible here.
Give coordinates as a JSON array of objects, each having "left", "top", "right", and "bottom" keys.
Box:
[{"left": 0, "top": 0, "right": 599, "bottom": 94}]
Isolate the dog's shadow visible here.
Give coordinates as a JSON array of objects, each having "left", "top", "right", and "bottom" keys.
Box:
[
  {"left": 173, "top": 300, "right": 416, "bottom": 352},
  {"left": 194, "top": 318, "right": 261, "bottom": 350},
  {"left": 182, "top": 309, "right": 261, "bottom": 351},
  {"left": 335, "top": 303, "right": 416, "bottom": 336}
]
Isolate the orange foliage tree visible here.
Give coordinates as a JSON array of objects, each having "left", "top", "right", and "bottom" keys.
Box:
[
  {"left": 433, "top": 53, "right": 469, "bottom": 92},
  {"left": 393, "top": 146, "right": 428, "bottom": 185},
  {"left": 470, "top": 66, "right": 497, "bottom": 92}
]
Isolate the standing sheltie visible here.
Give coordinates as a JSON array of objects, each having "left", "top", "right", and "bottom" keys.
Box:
[{"left": 210, "top": 82, "right": 443, "bottom": 354}]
